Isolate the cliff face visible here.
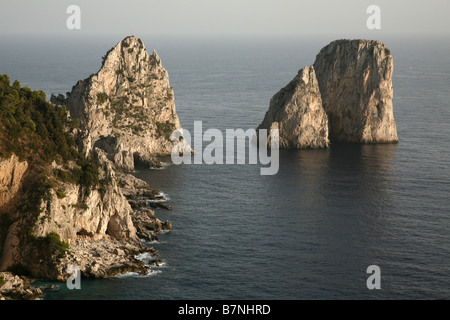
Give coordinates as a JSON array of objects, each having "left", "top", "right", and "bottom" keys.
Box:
[
  {"left": 257, "top": 66, "right": 329, "bottom": 149},
  {"left": 31, "top": 148, "right": 135, "bottom": 243},
  {"left": 257, "top": 39, "right": 398, "bottom": 148},
  {"left": 313, "top": 39, "right": 398, "bottom": 143},
  {"left": 51, "top": 35, "right": 188, "bottom": 171},
  {"left": 0, "top": 155, "right": 29, "bottom": 274},
  {"left": 0, "top": 150, "right": 139, "bottom": 280},
  {"left": 0, "top": 154, "right": 28, "bottom": 212},
  {"left": 0, "top": 155, "right": 27, "bottom": 271}
]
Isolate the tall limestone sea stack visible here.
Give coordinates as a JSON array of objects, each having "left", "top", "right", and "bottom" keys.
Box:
[
  {"left": 313, "top": 39, "right": 398, "bottom": 143},
  {"left": 51, "top": 35, "right": 190, "bottom": 171},
  {"left": 258, "top": 39, "right": 398, "bottom": 147}
]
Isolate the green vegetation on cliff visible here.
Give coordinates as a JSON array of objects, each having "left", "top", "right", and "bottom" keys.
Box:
[
  {"left": 0, "top": 74, "right": 78, "bottom": 162},
  {"left": 0, "top": 74, "right": 103, "bottom": 256},
  {"left": 0, "top": 74, "right": 99, "bottom": 190},
  {"left": 35, "top": 232, "right": 70, "bottom": 259}
]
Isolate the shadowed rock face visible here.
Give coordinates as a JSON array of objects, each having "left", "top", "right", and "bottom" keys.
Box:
[
  {"left": 51, "top": 35, "right": 190, "bottom": 171},
  {"left": 313, "top": 39, "right": 398, "bottom": 143},
  {"left": 257, "top": 66, "right": 329, "bottom": 149}
]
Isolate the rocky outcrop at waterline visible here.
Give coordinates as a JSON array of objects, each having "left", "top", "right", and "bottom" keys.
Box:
[
  {"left": 0, "top": 272, "right": 43, "bottom": 300},
  {"left": 0, "top": 150, "right": 169, "bottom": 283},
  {"left": 257, "top": 39, "right": 398, "bottom": 147},
  {"left": 0, "top": 148, "right": 140, "bottom": 281}
]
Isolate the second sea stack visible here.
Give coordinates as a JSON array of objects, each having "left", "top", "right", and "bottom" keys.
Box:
[{"left": 257, "top": 39, "right": 398, "bottom": 148}]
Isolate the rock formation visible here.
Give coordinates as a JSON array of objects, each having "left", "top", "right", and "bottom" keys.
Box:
[
  {"left": 0, "top": 272, "right": 43, "bottom": 300},
  {"left": 257, "top": 66, "right": 329, "bottom": 149},
  {"left": 0, "top": 154, "right": 28, "bottom": 214},
  {"left": 132, "top": 208, "right": 173, "bottom": 243},
  {"left": 257, "top": 39, "right": 398, "bottom": 147},
  {"left": 0, "top": 37, "right": 181, "bottom": 290},
  {"left": 51, "top": 35, "right": 191, "bottom": 171},
  {"left": 0, "top": 149, "right": 148, "bottom": 281},
  {"left": 313, "top": 39, "right": 398, "bottom": 143}
]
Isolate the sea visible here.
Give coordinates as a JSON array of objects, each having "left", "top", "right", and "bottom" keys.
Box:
[{"left": 0, "top": 33, "right": 449, "bottom": 300}]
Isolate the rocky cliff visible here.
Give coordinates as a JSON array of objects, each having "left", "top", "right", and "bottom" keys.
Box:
[
  {"left": 0, "top": 149, "right": 147, "bottom": 281},
  {"left": 0, "top": 35, "right": 179, "bottom": 290},
  {"left": 0, "top": 154, "right": 28, "bottom": 214},
  {"left": 257, "top": 39, "right": 398, "bottom": 147},
  {"left": 257, "top": 66, "right": 329, "bottom": 149},
  {"left": 51, "top": 35, "right": 190, "bottom": 171}
]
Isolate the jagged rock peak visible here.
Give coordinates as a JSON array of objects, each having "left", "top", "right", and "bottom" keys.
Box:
[
  {"left": 51, "top": 35, "right": 190, "bottom": 171},
  {"left": 90, "top": 35, "right": 169, "bottom": 102},
  {"left": 99, "top": 35, "right": 163, "bottom": 84},
  {"left": 257, "top": 66, "right": 329, "bottom": 149}
]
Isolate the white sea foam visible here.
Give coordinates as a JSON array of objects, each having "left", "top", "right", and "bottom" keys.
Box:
[
  {"left": 147, "top": 191, "right": 170, "bottom": 202},
  {"left": 159, "top": 191, "right": 170, "bottom": 199},
  {"left": 111, "top": 254, "right": 166, "bottom": 279},
  {"left": 146, "top": 199, "right": 166, "bottom": 203},
  {"left": 154, "top": 260, "right": 167, "bottom": 268},
  {"left": 140, "top": 269, "right": 162, "bottom": 277},
  {"left": 141, "top": 239, "right": 160, "bottom": 245},
  {"left": 113, "top": 272, "right": 140, "bottom": 279},
  {"left": 149, "top": 162, "right": 171, "bottom": 170},
  {"left": 135, "top": 252, "right": 153, "bottom": 263},
  {"left": 113, "top": 269, "right": 162, "bottom": 279}
]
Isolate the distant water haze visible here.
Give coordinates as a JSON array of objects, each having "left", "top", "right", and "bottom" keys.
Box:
[
  {"left": 1, "top": 1, "right": 449, "bottom": 36},
  {"left": 1, "top": 34, "right": 449, "bottom": 299}
]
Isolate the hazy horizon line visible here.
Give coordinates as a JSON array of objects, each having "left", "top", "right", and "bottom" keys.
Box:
[{"left": 1, "top": 31, "right": 449, "bottom": 38}]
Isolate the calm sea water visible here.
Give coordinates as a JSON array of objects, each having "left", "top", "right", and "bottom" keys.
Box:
[{"left": 1, "top": 34, "right": 449, "bottom": 299}]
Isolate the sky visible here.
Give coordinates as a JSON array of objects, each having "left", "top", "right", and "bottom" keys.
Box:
[{"left": 0, "top": 0, "right": 449, "bottom": 37}]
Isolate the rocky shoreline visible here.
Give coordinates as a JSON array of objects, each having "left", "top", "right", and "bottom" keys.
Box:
[
  {"left": 0, "top": 169, "right": 173, "bottom": 299},
  {"left": 0, "top": 36, "right": 184, "bottom": 299},
  {"left": 118, "top": 172, "right": 173, "bottom": 244},
  {"left": 56, "top": 171, "right": 174, "bottom": 279},
  {"left": 0, "top": 272, "right": 43, "bottom": 300}
]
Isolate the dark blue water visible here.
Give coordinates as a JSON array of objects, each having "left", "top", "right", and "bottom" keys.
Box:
[{"left": 1, "top": 35, "right": 449, "bottom": 299}]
